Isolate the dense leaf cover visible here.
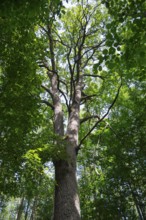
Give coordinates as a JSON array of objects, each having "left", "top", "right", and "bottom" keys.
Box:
[{"left": 0, "top": 0, "right": 146, "bottom": 219}]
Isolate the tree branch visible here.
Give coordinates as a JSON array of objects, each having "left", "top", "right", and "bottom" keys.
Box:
[
  {"left": 82, "top": 49, "right": 96, "bottom": 68},
  {"left": 86, "top": 28, "right": 99, "bottom": 36},
  {"left": 41, "top": 85, "right": 53, "bottom": 99},
  {"left": 80, "top": 115, "right": 100, "bottom": 124},
  {"left": 81, "top": 39, "right": 105, "bottom": 58},
  {"left": 38, "top": 60, "right": 49, "bottom": 69},
  {"left": 39, "top": 25, "right": 48, "bottom": 35},
  {"left": 55, "top": 71, "right": 70, "bottom": 112},
  {"left": 41, "top": 100, "right": 54, "bottom": 110},
  {"left": 38, "top": 61, "right": 57, "bottom": 77},
  {"left": 81, "top": 94, "right": 97, "bottom": 102},
  {"left": 53, "top": 39, "right": 68, "bottom": 48},
  {"left": 59, "top": 79, "right": 69, "bottom": 95},
  {"left": 53, "top": 34, "right": 71, "bottom": 48},
  {"left": 67, "top": 48, "right": 75, "bottom": 105},
  {"left": 59, "top": 88, "right": 70, "bottom": 112},
  {"left": 76, "top": 81, "right": 122, "bottom": 153}
]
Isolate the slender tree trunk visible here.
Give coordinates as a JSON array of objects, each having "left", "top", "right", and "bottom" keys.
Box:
[
  {"left": 131, "top": 191, "right": 144, "bottom": 220},
  {"left": 25, "top": 199, "right": 30, "bottom": 220},
  {"left": 16, "top": 197, "right": 24, "bottom": 220},
  {"left": 30, "top": 198, "right": 37, "bottom": 220}
]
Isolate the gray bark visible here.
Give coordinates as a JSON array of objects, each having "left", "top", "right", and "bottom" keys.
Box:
[{"left": 53, "top": 158, "right": 80, "bottom": 220}]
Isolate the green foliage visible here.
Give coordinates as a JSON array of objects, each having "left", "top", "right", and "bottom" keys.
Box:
[
  {"left": 0, "top": 0, "right": 146, "bottom": 219},
  {"left": 79, "top": 64, "right": 146, "bottom": 219}
]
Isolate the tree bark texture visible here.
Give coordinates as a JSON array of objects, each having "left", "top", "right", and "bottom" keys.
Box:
[
  {"left": 52, "top": 91, "right": 81, "bottom": 219},
  {"left": 53, "top": 158, "right": 80, "bottom": 220}
]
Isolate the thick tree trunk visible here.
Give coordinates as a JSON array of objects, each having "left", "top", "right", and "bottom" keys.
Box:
[
  {"left": 53, "top": 156, "right": 80, "bottom": 220},
  {"left": 53, "top": 84, "right": 81, "bottom": 219}
]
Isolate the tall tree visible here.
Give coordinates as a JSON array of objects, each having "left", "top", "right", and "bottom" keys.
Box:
[
  {"left": 37, "top": 1, "right": 121, "bottom": 219},
  {"left": 1, "top": 0, "right": 145, "bottom": 219}
]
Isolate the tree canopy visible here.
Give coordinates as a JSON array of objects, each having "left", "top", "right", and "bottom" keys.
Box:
[{"left": 0, "top": 0, "right": 146, "bottom": 219}]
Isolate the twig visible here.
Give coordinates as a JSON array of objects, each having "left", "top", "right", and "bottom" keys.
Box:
[
  {"left": 81, "top": 94, "right": 96, "bottom": 101},
  {"left": 80, "top": 115, "right": 100, "bottom": 124}
]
